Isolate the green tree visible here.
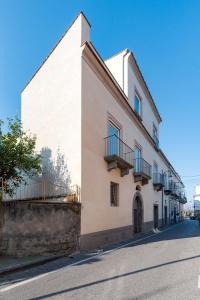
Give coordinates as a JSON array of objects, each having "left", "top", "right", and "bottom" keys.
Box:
[{"left": 0, "top": 117, "right": 41, "bottom": 198}]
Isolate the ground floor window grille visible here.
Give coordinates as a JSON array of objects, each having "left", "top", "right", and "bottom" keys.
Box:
[{"left": 110, "top": 182, "right": 119, "bottom": 207}]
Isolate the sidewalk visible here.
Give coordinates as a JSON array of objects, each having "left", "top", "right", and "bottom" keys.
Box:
[
  {"left": 0, "top": 220, "right": 185, "bottom": 277},
  {"left": 0, "top": 254, "right": 65, "bottom": 277}
]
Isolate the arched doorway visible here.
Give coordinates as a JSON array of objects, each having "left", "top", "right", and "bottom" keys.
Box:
[{"left": 133, "top": 192, "right": 143, "bottom": 233}]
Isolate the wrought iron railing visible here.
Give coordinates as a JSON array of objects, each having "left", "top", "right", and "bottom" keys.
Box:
[
  {"left": 172, "top": 182, "right": 179, "bottom": 197},
  {"left": 164, "top": 178, "right": 173, "bottom": 193},
  {"left": 104, "top": 134, "right": 134, "bottom": 166},
  {"left": 177, "top": 190, "right": 183, "bottom": 199},
  {"left": 153, "top": 173, "right": 164, "bottom": 185},
  {"left": 134, "top": 158, "right": 152, "bottom": 178},
  {"left": 178, "top": 190, "right": 187, "bottom": 204},
  {"left": 181, "top": 195, "right": 187, "bottom": 204},
  {"left": 0, "top": 178, "right": 80, "bottom": 202}
]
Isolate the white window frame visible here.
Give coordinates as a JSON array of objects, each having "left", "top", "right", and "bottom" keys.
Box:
[
  {"left": 153, "top": 123, "right": 158, "bottom": 140},
  {"left": 134, "top": 91, "right": 142, "bottom": 118}
]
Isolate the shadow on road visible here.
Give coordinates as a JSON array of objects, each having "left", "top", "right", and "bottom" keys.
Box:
[
  {"left": 123, "top": 219, "right": 200, "bottom": 249},
  {"left": 0, "top": 220, "right": 199, "bottom": 293},
  {"left": 27, "top": 253, "right": 200, "bottom": 299}
]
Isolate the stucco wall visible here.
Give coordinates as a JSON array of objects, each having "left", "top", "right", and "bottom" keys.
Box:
[
  {"left": 105, "top": 50, "right": 127, "bottom": 90},
  {"left": 19, "top": 12, "right": 184, "bottom": 247},
  {"left": 0, "top": 201, "right": 81, "bottom": 257},
  {"left": 21, "top": 13, "right": 90, "bottom": 187},
  {"left": 105, "top": 51, "right": 160, "bottom": 138},
  {"left": 81, "top": 52, "right": 180, "bottom": 236}
]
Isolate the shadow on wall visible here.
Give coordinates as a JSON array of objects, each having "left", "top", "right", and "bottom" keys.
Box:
[
  {"left": 39, "top": 147, "right": 71, "bottom": 191},
  {"left": 3, "top": 147, "right": 72, "bottom": 201},
  {"left": 30, "top": 147, "right": 72, "bottom": 200}
]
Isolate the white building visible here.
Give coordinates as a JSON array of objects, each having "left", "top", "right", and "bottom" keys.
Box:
[{"left": 21, "top": 12, "right": 187, "bottom": 250}]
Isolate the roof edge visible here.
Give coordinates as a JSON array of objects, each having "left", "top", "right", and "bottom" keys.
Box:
[
  {"left": 104, "top": 49, "right": 162, "bottom": 123},
  {"left": 104, "top": 48, "right": 129, "bottom": 61},
  {"left": 79, "top": 11, "right": 91, "bottom": 28},
  {"left": 129, "top": 51, "right": 162, "bottom": 123},
  {"left": 82, "top": 41, "right": 182, "bottom": 183},
  {"left": 21, "top": 11, "right": 90, "bottom": 94}
]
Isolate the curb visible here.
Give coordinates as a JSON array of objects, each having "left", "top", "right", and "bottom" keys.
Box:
[{"left": 0, "top": 220, "right": 186, "bottom": 277}]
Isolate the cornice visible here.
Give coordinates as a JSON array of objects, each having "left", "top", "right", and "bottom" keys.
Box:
[{"left": 82, "top": 42, "right": 156, "bottom": 146}]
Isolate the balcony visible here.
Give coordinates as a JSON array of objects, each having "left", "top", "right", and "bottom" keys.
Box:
[
  {"left": 153, "top": 173, "right": 164, "bottom": 191},
  {"left": 180, "top": 195, "right": 187, "bottom": 204},
  {"left": 164, "top": 180, "right": 173, "bottom": 195},
  {"left": 133, "top": 158, "right": 152, "bottom": 185},
  {"left": 104, "top": 134, "right": 134, "bottom": 177},
  {"left": 171, "top": 183, "right": 179, "bottom": 198},
  {"left": 178, "top": 191, "right": 187, "bottom": 204}
]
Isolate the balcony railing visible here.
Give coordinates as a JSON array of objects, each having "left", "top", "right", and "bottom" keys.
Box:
[
  {"left": 153, "top": 173, "right": 164, "bottom": 191},
  {"left": 172, "top": 182, "right": 179, "bottom": 198},
  {"left": 133, "top": 158, "right": 152, "bottom": 185},
  {"left": 164, "top": 179, "right": 173, "bottom": 195},
  {"left": 180, "top": 195, "right": 187, "bottom": 204},
  {"left": 178, "top": 191, "right": 187, "bottom": 204},
  {"left": 104, "top": 134, "right": 134, "bottom": 177}
]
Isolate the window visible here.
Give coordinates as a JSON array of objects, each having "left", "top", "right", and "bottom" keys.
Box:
[
  {"left": 153, "top": 162, "right": 158, "bottom": 182},
  {"left": 134, "top": 146, "right": 141, "bottom": 172},
  {"left": 153, "top": 162, "right": 158, "bottom": 174},
  {"left": 109, "top": 121, "right": 120, "bottom": 137},
  {"left": 134, "top": 93, "right": 142, "bottom": 116},
  {"left": 110, "top": 182, "right": 119, "bottom": 207},
  {"left": 108, "top": 121, "right": 120, "bottom": 156},
  {"left": 153, "top": 124, "right": 159, "bottom": 147}
]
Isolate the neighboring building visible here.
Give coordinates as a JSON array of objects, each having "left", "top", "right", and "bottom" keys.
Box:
[
  {"left": 21, "top": 12, "right": 187, "bottom": 250},
  {"left": 194, "top": 185, "right": 200, "bottom": 216}
]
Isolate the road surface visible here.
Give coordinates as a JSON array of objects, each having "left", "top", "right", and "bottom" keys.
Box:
[{"left": 0, "top": 219, "right": 200, "bottom": 300}]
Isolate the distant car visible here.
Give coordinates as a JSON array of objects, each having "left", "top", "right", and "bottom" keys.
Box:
[{"left": 190, "top": 216, "right": 195, "bottom": 220}]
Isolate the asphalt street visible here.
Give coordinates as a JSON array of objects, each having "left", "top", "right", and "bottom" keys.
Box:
[{"left": 0, "top": 219, "right": 200, "bottom": 300}]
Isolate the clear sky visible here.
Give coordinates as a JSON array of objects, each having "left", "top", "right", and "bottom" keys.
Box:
[{"left": 0, "top": 0, "right": 200, "bottom": 205}]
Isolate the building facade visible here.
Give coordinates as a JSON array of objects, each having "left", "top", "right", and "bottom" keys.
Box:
[{"left": 21, "top": 12, "right": 187, "bottom": 250}]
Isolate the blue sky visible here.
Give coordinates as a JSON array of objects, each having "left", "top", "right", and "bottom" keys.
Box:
[{"left": 0, "top": 0, "right": 200, "bottom": 205}]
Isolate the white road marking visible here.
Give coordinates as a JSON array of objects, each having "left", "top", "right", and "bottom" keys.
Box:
[
  {"left": 0, "top": 225, "right": 176, "bottom": 293},
  {"left": 0, "top": 273, "right": 53, "bottom": 292}
]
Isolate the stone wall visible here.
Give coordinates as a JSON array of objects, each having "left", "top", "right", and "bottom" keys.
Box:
[{"left": 0, "top": 200, "right": 81, "bottom": 257}]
